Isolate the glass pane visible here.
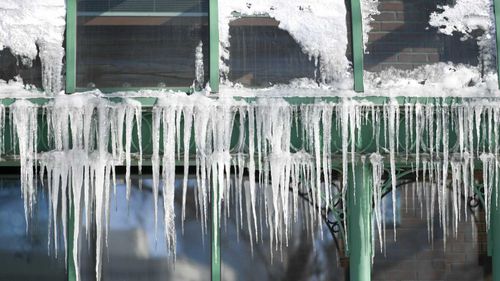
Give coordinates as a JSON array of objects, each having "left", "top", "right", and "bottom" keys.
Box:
[
  {"left": 228, "top": 17, "right": 319, "bottom": 88},
  {"left": 102, "top": 177, "right": 210, "bottom": 281},
  {"left": 0, "top": 177, "right": 65, "bottom": 281},
  {"left": 221, "top": 178, "right": 346, "bottom": 281},
  {"left": 0, "top": 49, "right": 43, "bottom": 88},
  {"left": 373, "top": 184, "right": 491, "bottom": 281},
  {"left": 76, "top": 0, "right": 209, "bottom": 89},
  {"left": 365, "top": 0, "right": 481, "bottom": 86}
]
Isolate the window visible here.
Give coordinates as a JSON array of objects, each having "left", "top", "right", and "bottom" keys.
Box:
[
  {"left": 0, "top": 49, "right": 43, "bottom": 89},
  {"left": 228, "top": 17, "right": 319, "bottom": 88},
  {"left": 364, "top": 0, "right": 480, "bottom": 80},
  {"left": 74, "top": 0, "right": 210, "bottom": 90},
  {"left": 0, "top": 177, "right": 66, "bottom": 281}
]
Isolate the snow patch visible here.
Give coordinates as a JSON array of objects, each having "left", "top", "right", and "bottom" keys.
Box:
[
  {"left": 0, "top": 0, "right": 66, "bottom": 93},
  {"left": 429, "top": 0, "right": 496, "bottom": 72}
]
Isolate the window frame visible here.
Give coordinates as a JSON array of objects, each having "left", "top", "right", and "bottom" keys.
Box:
[{"left": 65, "top": 0, "right": 220, "bottom": 94}]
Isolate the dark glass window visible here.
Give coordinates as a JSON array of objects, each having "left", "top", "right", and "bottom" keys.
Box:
[
  {"left": 102, "top": 177, "right": 210, "bottom": 281},
  {"left": 0, "top": 49, "right": 43, "bottom": 88},
  {"left": 228, "top": 17, "right": 319, "bottom": 88},
  {"left": 365, "top": 0, "right": 479, "bottom": 73},
  {"left": 76, "top": 0, "right": 209, "bottom": 89},
  {"left": 0, "top": 177, "right": 65, "bottom": 281}
]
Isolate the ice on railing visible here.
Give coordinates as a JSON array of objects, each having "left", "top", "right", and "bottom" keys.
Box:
[{"left": 3, "top": 94, "right": 500, "bottom": 280}]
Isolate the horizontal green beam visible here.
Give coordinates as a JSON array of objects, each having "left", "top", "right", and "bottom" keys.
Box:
[{"left": 78, "top": 12, "right": 208, "bottom": 17}]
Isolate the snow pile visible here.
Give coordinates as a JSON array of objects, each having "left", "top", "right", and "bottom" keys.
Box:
[
  {"left": 429, "top": 0, "right": 496, "bottom": 71},
  {"left": 364, "top": 63, "right": 499, "bottom": 97},
  {"left": 219, "top": 0, "right": 350, "bottom": 84},
  {"left": 0, "top": 0, "right": 66, "bottom": 93}
]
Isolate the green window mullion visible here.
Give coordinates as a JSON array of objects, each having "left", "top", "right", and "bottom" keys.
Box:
[
  {"left": 209, "top": 0, "right": 220, "bottom": 93},
  {"left": 66, "top": 0, "right": 77, "bottom": 94},
  {"left": 494, "top": 0, "right": 500, "bottom": 89},
  {"left": 350, "top": 0, "right": 364, "bottom": 93}
]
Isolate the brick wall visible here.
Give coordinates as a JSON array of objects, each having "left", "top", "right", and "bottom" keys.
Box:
[
  {"left": 372, "top": 184, "right": 491, "bottom": 281},
  {"left": 364, "top": 0, "right": 480, "bottom": 72}
]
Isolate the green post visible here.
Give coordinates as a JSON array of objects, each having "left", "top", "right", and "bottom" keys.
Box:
[
  {"left": 211, "top": 182, "right": 221, "bottom": 281},
  {"left": 494, "top": 0, "right": 500, "bottom": 89},
  {"left": 492, "top": 183, "right": 500, "bottom": 281},
  {"left": 209, "top": 0, "right": 220, "bottom": 93},
  {"left": 68, "top": 208, "right": 77, "bottom": 281},
  {"left": 350, "top": 0, "right": 365, "bottom": 93},
  {"left": 66, "top": 0, "right": 77, "bottom": 94},
  {"left": 347, "top": 159, "right": 372, "bottom": 281}
]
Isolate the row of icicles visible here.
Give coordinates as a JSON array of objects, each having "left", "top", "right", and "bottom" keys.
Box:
[{"left": 0, "top": 93, "right": 498, "bottom": 281}]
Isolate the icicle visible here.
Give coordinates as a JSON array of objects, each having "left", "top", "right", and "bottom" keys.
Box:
[
  {"left": 370, "top": 153, "right": 384, "bottom": 252},
  {"left": 10, "top": 100, "right": 38, "bottom": 227},
  {"left": 387, "top": 98, "right": 399, "bottom": 239},
  {"left": 195, "top": 41, "right": 205, "bottom": 88}
]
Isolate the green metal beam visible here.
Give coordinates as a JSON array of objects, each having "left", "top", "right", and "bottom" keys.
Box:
[
  {"left": 347, "top": 160, "right": 372, "bottom": 281},
  {"left": 68, "top": 208, "right": 77, "bottom": 281},
  {"left": 66, "top": 0, "right": 77, "bottom": 94},
  {"left": 492, "top": 183, "right": 500, "bottom": 281},
  {"left": 350, "top": 0, "right": 365, "bottom": 93},
  {"left": 209, "top": 0, "right": 220, "bottom": 93},
  {"left": 211, "top": 180, "right": 221, "bottom": 281},
  {"left": 494, "top": 0, "right": 500, "bottom": 89}
]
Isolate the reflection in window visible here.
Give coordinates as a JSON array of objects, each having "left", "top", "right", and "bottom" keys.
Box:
[
  {"left": 76, "top": 0, "right": 209, "bottom": 89},
  {"left": 220, "top": 179, "right": 346, "bottom": 281},
  {"left": 102, "top": 177, "right": 210, "bottom": 281},
  {"left": 0, "top": 49, "right": 43, "bottom": 88},
  {"left": 373, "top": 183, "right": 491, "bottom": 281},
  {"left": 228, "top": 17, "right": 319, "bottom": 88},
  {"left": 0, "top": 177, "right": 65, "bottom": 281}
]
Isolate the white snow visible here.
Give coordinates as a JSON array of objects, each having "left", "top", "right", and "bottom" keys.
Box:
[
  {"left": 0, "top": 0, "right": 66, "bottom": 94},
  {"left": 429, "top": 0, "right": 496, "bottom": 72}
]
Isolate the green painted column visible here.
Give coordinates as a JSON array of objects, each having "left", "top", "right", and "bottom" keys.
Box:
[
  {"left": 68, "top": 209, "right": 77, "bottom": 281},
  {"left": 209, "top": 0, "right": 220, "bottom": 93},
  {"left": 492, "top": 184, "right": 500, "bottom": 281},
  {"left": 66, "top": 0, "right": 77, "bottom": 94},
  {"left": 211, "top": 182, "right": 221, "bottom": 281},
  {"left": 494, "top": 0, "right": 500, "bottom": 89},
  {"left": 350, "top": 0, "right": 365, "bottom": 93},
  {"left": 347, "top": 159, "right": 372, "bottom": 281}
]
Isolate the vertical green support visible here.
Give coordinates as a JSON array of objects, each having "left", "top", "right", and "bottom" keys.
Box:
[
  {"left": 350, "top": 0, "right": 365, "bottom": 92},
  {"left": 211, "top": 183, "right": 221, "bottom": 281},
  {"left": 67, "top": 208, "right": 77, "bottom": 281},
  {"left": 209, "top": 0, "right": 220, "bottom": 93},
  {"left": 347, "top": 160, "right": 372, "bottom": 281},
  {"left": 492, "top": 183, "right": 500, "bottom": 281},
  {"left": 494, "top": 0, "right": 500, "bottom": 89},
  {"left": 66, "top": 0, "right": 77, "bottom": 94}
]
